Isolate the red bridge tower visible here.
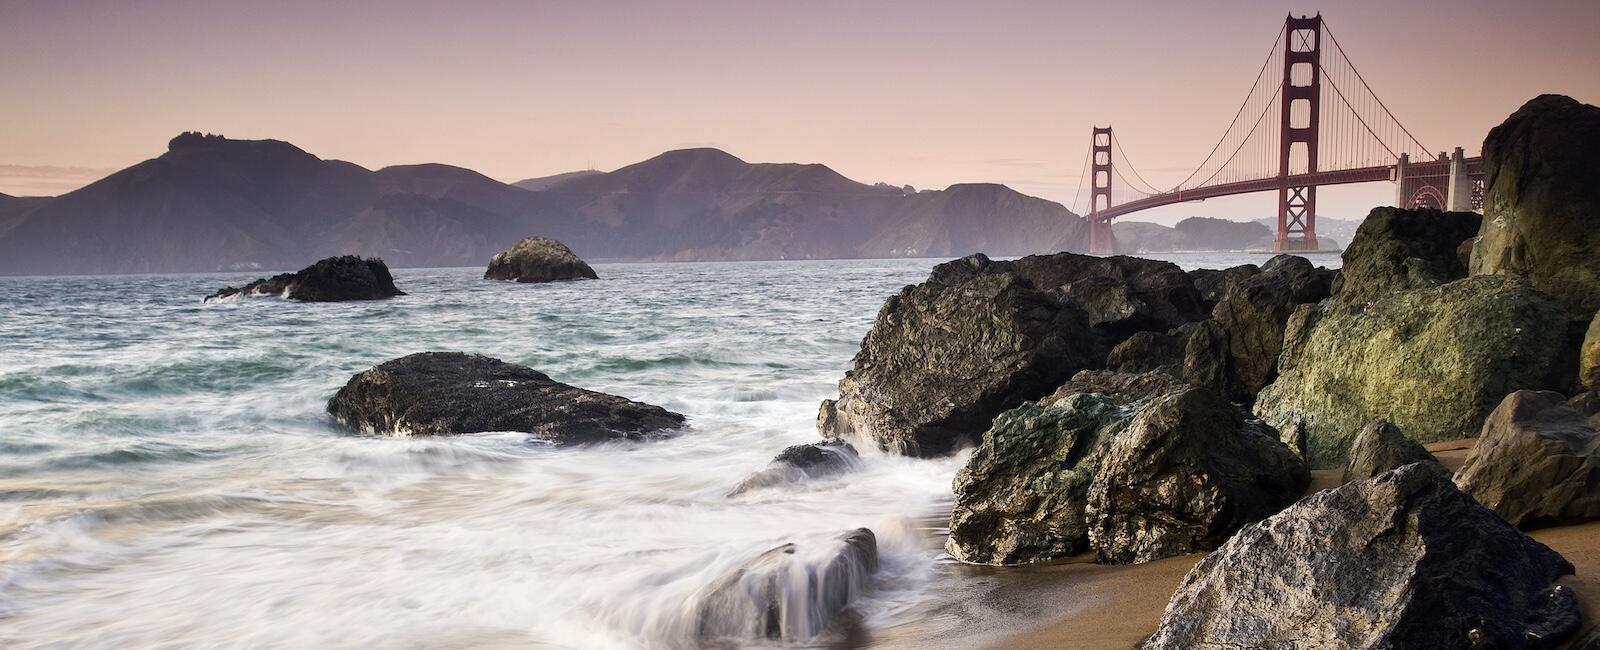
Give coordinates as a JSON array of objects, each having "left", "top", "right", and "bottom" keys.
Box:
[{"left": 1276, "top": 14, "right": 1322, "bottom": 251}]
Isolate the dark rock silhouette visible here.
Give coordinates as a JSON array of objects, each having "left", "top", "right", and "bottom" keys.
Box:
[
  {"left": 1333, "top": 206, "right": 1481, "bottom": 308},
  {"left": 1182, "top": 255, "right": 1334, "bottom": 400},
  {"left": 1188, "top": 264, "right": 1260, "bottom": 308},
  {"left": 484, "top": 236, "right": 598, "bottom": 283},
  {"left": 1143, "top": 463, "right": 1580, "bottom": 649},
  {"left": 204, "top": 255, "right": 404, "bottom": 302},
  {"left": 1042, "top": 369, "right": 1192, "bottom": 407},
  {"left": 727, "top": 440, "right": 861, "bottom": 496},
  {"left": 327, "top": 352, "right": 685, "bottom": 444}
]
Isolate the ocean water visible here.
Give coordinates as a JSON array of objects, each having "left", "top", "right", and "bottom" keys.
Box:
[{"left": 0, "top": 253, "right": 1337, "bottom": 649}]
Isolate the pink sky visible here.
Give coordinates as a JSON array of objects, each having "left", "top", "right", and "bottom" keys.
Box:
[{"left": 3, "top": 0, "right": 1597, "bottom": 224}]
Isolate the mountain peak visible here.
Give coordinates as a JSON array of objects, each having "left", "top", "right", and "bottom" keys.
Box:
[{"left": 165, "top": 132, "right": 313, "bottom": 159}]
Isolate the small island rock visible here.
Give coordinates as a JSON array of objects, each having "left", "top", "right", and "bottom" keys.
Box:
[
  {"left": 205, "top": 255, "right": 404, "bottom": 302},
  {"left": 485, "top": 236, "right": 598, "bottom": 283}
]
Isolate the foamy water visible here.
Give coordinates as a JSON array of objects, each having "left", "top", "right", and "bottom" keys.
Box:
[{"left": 0, "top": 253, "right": 1334, "bottom": 648}]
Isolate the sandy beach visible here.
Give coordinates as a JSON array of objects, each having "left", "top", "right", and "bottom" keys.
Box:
[{"left": 986, "top": 439, "right": 1600, "bottom": 649}]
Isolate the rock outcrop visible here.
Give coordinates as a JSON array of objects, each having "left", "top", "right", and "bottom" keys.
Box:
[
  {"left": 945, "top": 394, "right": 1126, "bottom": 565},
  {"left": 484, "top": 236, "right": 598, "bottom": 283},
  {"left": 1105, "top": 324, "right": 1197, "bottom": 376},
  {"left": 1087, "top": 387, "right": 1309, "bottom": 564},
  {"left": 728, "top": 440, "right": 861, "bottom": 496},
  {"left": 693, "top": 528, "right": 878, "bottom": 643},
  {"left": 817, "top": 254, "right": 1098, "bottom": 456},
  {"left": 1188, "top": 264, "right": 1261, "bottom": 309},
  {"left": 327, "top": 352, "right": 685, "bottom": 444},
  {"left": 1584, "top": 312, "right": 1600, "bottom": 392},
  {"left": 1183, "top": 255, "right": 1333, "bottom": 400},
  {"left": 1041, "top": 369, "right": 1191, "bottom": 408},
  {"left": 1344, "top": 420, "right": 1441, "bottom": 482},
  {"left": 1142, "top": 463, "right": 1580, "bottom": 650},
  {"left": 205, "top": 255, "right": 405, "bottom": 302},
  {"left": 1255, "top": 275, "right": 1572, "bottom": 467},
  {"left": 1472, "top": 94, "right": 1600, "bottom": 316},
  {"left": 1332, "top": 207, "right": 1482, "bottom": 308},
  {"left": 1455, "top": 390, "right": 1600, "bottom": 529}
]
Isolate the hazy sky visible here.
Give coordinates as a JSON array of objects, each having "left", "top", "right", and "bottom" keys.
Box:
[{"left": 3, "top": 0, "right": 1597, "bottom": 223}]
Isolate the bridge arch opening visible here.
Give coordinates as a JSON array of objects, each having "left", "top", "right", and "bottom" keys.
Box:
[{"left": 1410, "top": 186, "right": 1446, "bottom": 210}]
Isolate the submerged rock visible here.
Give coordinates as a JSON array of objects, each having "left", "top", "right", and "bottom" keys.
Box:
[
  {"left": 1332, "top": 206, "right": 1482, "bottom": 309},
  {"left": 205, "top": 255, "right": 404, "bottom": 302},
  {"left": 1472, "top": 94, "right": 1600, "bottom": 316},
  {"left": 1087, "top": 387, "right": 1308, "bottom": 565},
  {"left": 693, "top": 528, "right": 877, "bottom": 643},
  {"left": 1142, "top": 463, "right": 1580, "bottom": 650},
  {"left": 484, "top": 236, "right": 598, "bottom": 283},
  {"left": 728, "top": 440, "right": 861, "bottom": 496},
  {"left": 1344, "top": 420, "right": 1441, "bottom": 482},
  {"left": 327, "top": 352, "right": 684, "bottom": 444},
  {"left": 946, "top": 394, "right": 1125, "bottom": 565},
  {"left": 1255, "top": 275, "right": 1572, "bottom": 467},
  {"left": 1455, "top": 390, "right": 1600, "bottom": 529},
  {"left": 817, "top": 254, "right": 1096, "bottom": 456}
]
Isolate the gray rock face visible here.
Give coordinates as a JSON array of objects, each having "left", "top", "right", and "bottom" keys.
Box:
[
  {"left": 327, "top": 352, "right": 685, "bottom": 444},
  {"left": 817, "top": 254, "right": 1097, "bottom": 456},
  {"left": 1142, "top": 463, "right": 1580, "bottom": 650},
  {"left": 1344, "top": 420, "right": 1440, "bottom": 482},
  {"left": 1332, "top": 207, "right": 1482, "bottom": 308},
  {"left": 1455, "top": 390, "right": 1600, "bottom": 529},
  {"left": 1042, "top": 369, "right": 1192, "bottom": 408},
  {"left": 484, "top": 236, "right": 598, "bottom": 283},
  {"left": 693, "top": 528, "right": 877, "bottom": 643},
  {"left": 728, "top": 440, "right": 861, "bottom": 496},
  {"left": 205, "top": 255, "right": 405, "bottom": 302},
  {"left": 1183, "top": 255, "right": 1333, "bottom": 400},
  {"left": 1255, "top": 275, "right": 1573, "bottom": 468},
  {"left": 945, "top": 394, "right": 1126, "bottom": 565},
  {"left": 1087, "top": 387, "right": 1309, "bottom": 564},
  {"left": 1472, "top": 94, "right": 1600, "bottom": 316}
]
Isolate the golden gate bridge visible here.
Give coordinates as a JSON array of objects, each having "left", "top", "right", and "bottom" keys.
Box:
[{"left": 1071, "top": 14, "right": 1483, "bottom": 254}]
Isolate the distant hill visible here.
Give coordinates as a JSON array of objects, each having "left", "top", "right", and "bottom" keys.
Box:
[
  {"left": 1113, "top": 217, "right": 1272, "bottom": 252},
  {"left": 513, "top": 170, "right": 604, "bottom": 192},
  {"left": 1253, "top": 216, "right": 1358, "bottom": 251},
  {"left": 0, "top": 134, "right": 1089, "bottom": 275}
]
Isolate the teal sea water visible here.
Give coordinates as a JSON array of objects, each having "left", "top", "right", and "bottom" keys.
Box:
[{"left": 0, "top": 253, "right": 1333, "bottom": 648}]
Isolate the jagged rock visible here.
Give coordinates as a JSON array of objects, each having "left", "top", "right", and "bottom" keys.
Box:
[
  {"left": 1472, "top": 94, "right": 1600, "bottom": 316},
  {"left": 1183, "top": 255, "right": 1333, "bottom": 400},
  {"left": 817, "top": 254, "right": 1096, "bottom": 456},
  {"left": 484, "top": 236, "right": 598, "bottom": 283},
  {"left": 1005, "top": 253, "right": 1207, "bottom": 334},
  {"left": 945, "top": 394, "right": 1126, "bottom": 565},
  {"left": 1255, "top": 275, "right": 1573, "bottom": 468},
  {"left": 204, "top": 255, "right": 404, "bottom": 302},
  {"left": 1188, "top": 264, "right": 1261, "bottom": 309},
  {"left": 1041, "top": 369, "right": 1191, "bottom": 407},
  {"left": 1455, "top": 390, "right": 1600, "bottom": 529},
  {"left": 1105, "top": 323, "right": 1198, "bottom": 376},
  {"left": 1584, "top": 312, "right": 1600, "bottom": 392},
  {"left": 728, "top": 440, "right": 861, "bottom": 496},
  {"left": 1142, "top": 463, "right": 1580, "bottom": 650},
  {"left": 327, "top": 352, "right": 684, "bottom": 444},
  {"left": 1087, "top": 387, "right": 1309, "bottom": 564},
  {"left": 1344, "top": 420, "right": 1441, "bottom": 482},
  {"left": 693, "top": 528, "right": 877, "bottom": 643},
  {"left": 1333, "top": 206, "right": 1482, "bottom": 308}
]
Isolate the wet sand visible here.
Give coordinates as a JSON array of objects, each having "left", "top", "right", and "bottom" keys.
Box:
[{"left": 982, "top": 439, "right": 1600, "bottom": 649}]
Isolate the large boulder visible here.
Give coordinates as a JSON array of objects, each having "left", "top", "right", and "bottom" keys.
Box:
[
  {"left": 945, "top": 394, "right": 1126, "bottom": 565},
  {"left": 1087, "top": 387, "right": 1309, "bottom": 564},
  {"left": 1105, "top": 323, "right": 1198, "bottom": 376},
  {"left": 692, "top": 528, "right": 877, "bottom": 643},
  {"left": 1584, "top": 312, "right": 1600, "bottom": 392},
  {"left": 484, "top": 236, "right": 598, "bottom": 283},
  {"left": 1006, "top": 253, "right": 1208, "bottom": 335},
  {"left": 327, "top": 352, "right": 685, "bottom": 444},
  {"left": 1041, "top": 369, "right": 1191, "bottom": 407},
  {"left": 727, "top": 440, "right": 861, "bottom": 496},
  {"left": 1188, "top": 264, "right": 1260, "bottom": 309},
  {"left": 1472, "top": 94, "right": 1600, "bottom": 316},
  {"left": 1455, "top": 390, "right": 1600, "bottom": 529},
  {"left": 1183, "top": 255, "right": 1333, "bottom": 400},
  {"left": 1344, "top": 420, "right": 1441, "bottom": 482},
  {"left": 205, "top": 255, "right": 405, "bottom": 302},
  {"left": 1142, "top": 463, "right": 1580, "bottom": 650},
  {"left": 817, "top": 254, "right": 1097, "bottom": 456},
  {"left": 1255, "top": 275, "right": 1573, "bottom": 468},
  {"left": 1333, "top": 207, "right": 1482, "bottom": 308}
]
